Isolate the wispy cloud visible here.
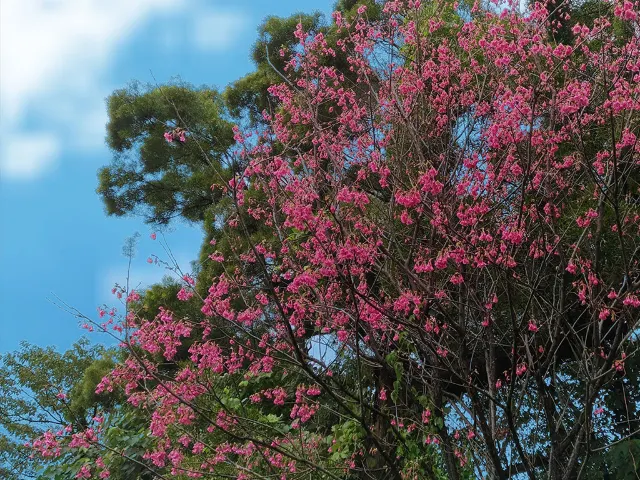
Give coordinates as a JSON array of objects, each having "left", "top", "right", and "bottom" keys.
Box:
[
  {"left": 0, "top": 0, "right": 246, "bottom": 181},
  {"left": 191, "top": 11, "right": 247, "bottom": 51},
  {"left": 1, "top": 133, "right": 61, "bottom": 179}
]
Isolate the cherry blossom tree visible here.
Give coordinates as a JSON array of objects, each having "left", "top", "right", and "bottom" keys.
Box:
[{"left": 30, "top": 0, "right": 640, "bottom": 478}]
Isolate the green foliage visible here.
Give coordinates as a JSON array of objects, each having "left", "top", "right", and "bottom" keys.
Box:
[
  {"left": 605, "top": 440, "right": 640, "bottom": 479},
  {"left": 224, "top": 1, "right": 380, "bottom": 127},
  {"left": 585, "top": 439, "right": 640, "bottom": 479},
  {"left": 0, "top": 340, "right": 163, "bottom": 480},
  {"left": 40, "top": 406, "right": 158, "bottom": 480},
  {"left": 98, "top": 81, "right": 236, "bottom": 225},
  {"left": 224, "top": 12, "right": 325, "bottom": 125},
  {"left": 0, "top": 340, "right": 106, "bottom": 479},
  {"left": 29, "top": 3, "right": 640, "bottom": 478},
  {"left": 67, "top": 355, "right": 118, "bottom": 423}
]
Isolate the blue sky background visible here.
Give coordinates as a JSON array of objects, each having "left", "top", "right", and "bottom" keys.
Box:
[{"left": 0, "top": 0, "right": 334, "bottom": 354}]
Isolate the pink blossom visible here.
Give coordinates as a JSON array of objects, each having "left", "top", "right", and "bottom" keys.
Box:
[
  {"left": 379, "top": 389, "right": 387, "bottom": 401},
  {"left": 76, "top": 465, "right": 91, "bottom": 479},
  {"left": 422, "top": 409, "right": 431, "bottom": 423},
  {"left": 177, "top": 288, "right": 194, "bottom": 302}
]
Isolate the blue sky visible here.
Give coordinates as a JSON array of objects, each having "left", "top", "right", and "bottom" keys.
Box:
[{"left": 0, "top": 0, "right": 334, "bottom": 353}]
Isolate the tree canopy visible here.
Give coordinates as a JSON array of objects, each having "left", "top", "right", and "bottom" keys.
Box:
[
  {"left": 11, "top": 0, "right": 640, "bottom": 479},
  {"left": 98, "top": 83, "right": 236, "bottom": 225}
]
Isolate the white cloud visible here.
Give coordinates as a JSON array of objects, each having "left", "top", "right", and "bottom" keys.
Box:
[
  {"left": 0, "top": 0, "right": 182, "bottom": 122},
  {"left": 0, "top": 0, "right": 247, "bottom": 181},
  {"left": 191, "top": 11, "right": 247, "bottom": 51},
  {"left": 0, "top": 0, "right": 183, "bottom": 180},
  {"left": 1, "top": 133, "right": 61, "bottom": 180}
]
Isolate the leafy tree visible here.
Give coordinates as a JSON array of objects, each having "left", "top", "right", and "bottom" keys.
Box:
[
  {"left": 22, "top": 1, "right": 640, "bottom": 480},
  {"left": 98, "top": 82, "right": 236, "bottom": 225},
  {"left": 223, "top": 12, "right": 326, "bottom": 126},
  {"left": 0, "top": 340, "right": 109, "bottom": 479},
  {"left": 0, "top": 339, "right": 171, "bottom": 480},
  {"left": 224, "top": 1, "right": 382, "bottom": 127},
  {"left": 96, "top": 4, "right": 382, "bottom": 229}
]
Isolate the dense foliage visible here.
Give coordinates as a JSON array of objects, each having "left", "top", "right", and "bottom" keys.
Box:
[{"left": 9, "top": 0, "right": 640, "bottom": 479}]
